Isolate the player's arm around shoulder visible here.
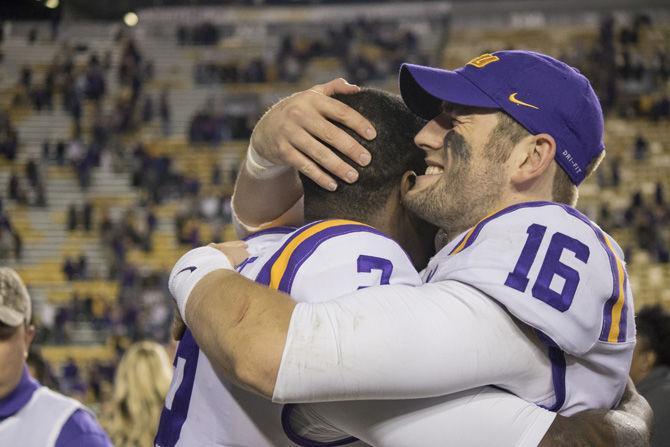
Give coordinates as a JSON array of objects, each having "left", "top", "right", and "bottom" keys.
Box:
[{"left": 181, "top": 227, "right": 421, "bottom": 401}]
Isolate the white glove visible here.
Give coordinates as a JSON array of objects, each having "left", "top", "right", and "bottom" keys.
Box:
[{"left": 169, "top": 246, "right": 233, "bottom": 324}]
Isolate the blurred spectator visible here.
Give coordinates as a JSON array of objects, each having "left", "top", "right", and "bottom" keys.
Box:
[
  {"left": 69, "top": 92, "right": 83, "bottom": 138},
  {"left": 12, "top": 231, "right": 22, "bottom": 261},
  {"left": 194, "top": 59, "right": 268, "bottom": 84},
  {"left": 67, "top": 204, "right": 78, "bottom": 232},
  {"left": 619, "top": 189, "right": 670, "bottom": 263},
  {"left": 66, "top": 139, "right": 84, "bottom": 166},
  {"left": 159, "top": 87, "right": 172, "bottom": 136},
  {"left": 85, "top": 55, "right": 107, "bottom": 103},
  {"left": 83, "top": 201, "right": 94, "bottom": 233},
  {"left": 0, "top": 226, "right": 12, "bottom": 261},
  {"left": 99, "top": 208, "right": 113, "bottom": 238},
  {"left": 44, "top": 68, "right": 55, "bottom": 110},
  {"left": 0, "top": 268, "right": 112, "bottom": 446},
  {"left": 211, "top": 164, "right": 222, "bottom": 186},
  {"left": 142, "top": 95, "right": 154, "bottom": 123},
  {"left": 177, "top": 22, "right": 220, "bottom": 45},
  {"left": 25, "top": 159, "right": 39, "bottom": 189},
  {"left": 655, "top": 183, "right": 665, "bottom": 206},
  {"left": 20, "top": 66, "right": 32, "bottom": 89},
  {"left": 0, "top": 205, "right": 20, "bottom": 261},
  {"left": 146, "top": 207, "right": 157, "bottom": 235},
  {"left": 78, "top": 255, "right": 88, "bottom": 280},
  {"left": 631, "top": 305, "right": 670, "bottom": 447},
  {"left": 8, "top": 171, "right": 28, "bottom": 205},
  {"left": 62, "top": 256, "right": 77, "bottom": 281},
  {"left": 50, "top": 5, "right": 62, "bottom": 40},
  {"left": 55, "top": 141, "right": 66, "bottom": 166},
  {"left": 189, "top": 108, "right": 229, "bottom": 144},
  {"left": 61, "top": 357, "right": 85, "bottom": 395},
  {"left": 101, "top": 341, "right": 171, "bottom": 446},
  {"left": 651, "top": 96, "right": 670, "bottom": 121},
  {"left": 634, "top": 134, "right": 648, "bottom": 160},
  {"left": 42, "top": 140, "right": 51, "bottom": 161},
  {"left": 0, "top": 112, "right": 19, "bottom": 161},
  {"left": 61, "top": 254, "right": 88, "bottom": 281},
  {"left": 187, "top": 103, "right": 252, "bottom": 144},
  {"left": 199, "top": 191, "right": 220, "bottom": 220},
  {"left": 27, "top": 27, "right": 38, "bottom": 44}
]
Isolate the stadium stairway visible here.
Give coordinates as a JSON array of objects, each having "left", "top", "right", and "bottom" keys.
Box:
[{"left": 1, "top": 25, "right": 139, "bottom": 309}]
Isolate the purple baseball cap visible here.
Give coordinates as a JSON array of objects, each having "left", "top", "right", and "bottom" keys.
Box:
[{"left": 399, "top": 50, "right": 605, "bottom": 185}]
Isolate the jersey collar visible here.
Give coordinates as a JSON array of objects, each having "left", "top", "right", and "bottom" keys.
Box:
[{"left": 0, "top": 366, "right": 40, "bottom": 419}]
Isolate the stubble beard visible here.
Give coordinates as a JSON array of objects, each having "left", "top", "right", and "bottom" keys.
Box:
[{"left": 403, "top": 157, "right": 505, "bottom": 244}]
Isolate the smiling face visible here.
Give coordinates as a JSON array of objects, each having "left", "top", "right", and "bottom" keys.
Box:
[{"left": 402, "top": 104, "right": 520, "bottom": 239}]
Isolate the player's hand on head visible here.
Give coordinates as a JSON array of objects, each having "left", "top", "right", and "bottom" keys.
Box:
[
  {"left": 208, "top": 241, "right": 250, "bottom": 267},
  {"left": 250, "top": 78, "right": 377, "bottom": 191}
]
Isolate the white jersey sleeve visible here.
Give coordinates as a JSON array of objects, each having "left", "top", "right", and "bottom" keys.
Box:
[
  {"left": 273, "top": 280, "right": 553, "bottom": 405},
  {"left": 286, "top": 387, "right": 556, "bottom": 447}
]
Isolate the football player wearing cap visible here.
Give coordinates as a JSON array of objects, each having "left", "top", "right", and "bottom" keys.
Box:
[
  {"left": 167, "top": 52, "right": 650, "bottom": 445},
  {"left": 0, "top": 268, "right": 112, "bottom": 447}
]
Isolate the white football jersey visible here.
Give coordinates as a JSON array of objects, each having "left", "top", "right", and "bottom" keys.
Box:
[
  {"left": 155, "top": 219, "right": 421, "bottom": 447},
  {"left": 423, "top": 201, "right": 635, "bottom": 415}
]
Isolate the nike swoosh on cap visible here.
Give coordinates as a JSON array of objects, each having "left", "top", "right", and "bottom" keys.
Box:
[
  {"left": 178, "top": 266, "right": 197, "bottom": 275},
  {"left": 508, "top": 92, "right": 540, "bottom": 110}
]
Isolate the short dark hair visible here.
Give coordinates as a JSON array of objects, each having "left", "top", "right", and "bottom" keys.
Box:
[
  {"left": 300, "top": 88, "right": 426, "bottom": 222},
  {"left": 636, "top": 305, "right": 670, "bottom": 367}
]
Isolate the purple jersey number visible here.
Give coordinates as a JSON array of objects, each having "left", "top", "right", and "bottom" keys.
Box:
[
  {"left": 154, "top": 330, "right": 200, "bottom": 447},
  {"left": 505, "top": 224, "right": 590, "bottom": 311},
  {"left": 357, "top": 255, "right": 393, "bottom": 289}
]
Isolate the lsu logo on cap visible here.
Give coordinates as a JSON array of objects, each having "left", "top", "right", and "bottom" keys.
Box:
[{"left": 467, "top": 53, "right": 500, "bottom": 68}]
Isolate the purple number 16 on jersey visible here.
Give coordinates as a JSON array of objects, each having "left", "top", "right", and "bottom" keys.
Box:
[{"left": 505, "top": 224, "right": 590, "bottom": 312}]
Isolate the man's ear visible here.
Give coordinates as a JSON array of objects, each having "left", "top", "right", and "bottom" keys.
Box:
[
  {"left": 400, "top": 170, "right": 417, "bottom": 199},
  {"left": 645, "top": 350, "right": 658, "bottom": 370},
  {"left": 510, "top": 133, "right": 556, "bottom": 186},
  {"left": 24, "top": 324, "right": 35, "bottom": 356}
]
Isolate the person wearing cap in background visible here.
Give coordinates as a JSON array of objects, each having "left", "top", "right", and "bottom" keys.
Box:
[
  {"left": 165, "top": 51, "right": 651, "bottom": 445},
  {"left": 0, "top": 267, "right": 112, "bottom": 447}
]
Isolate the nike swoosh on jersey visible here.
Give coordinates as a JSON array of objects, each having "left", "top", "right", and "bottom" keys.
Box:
[{"left": 508, "top": 92, "right": 540, "bottom": 110}]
